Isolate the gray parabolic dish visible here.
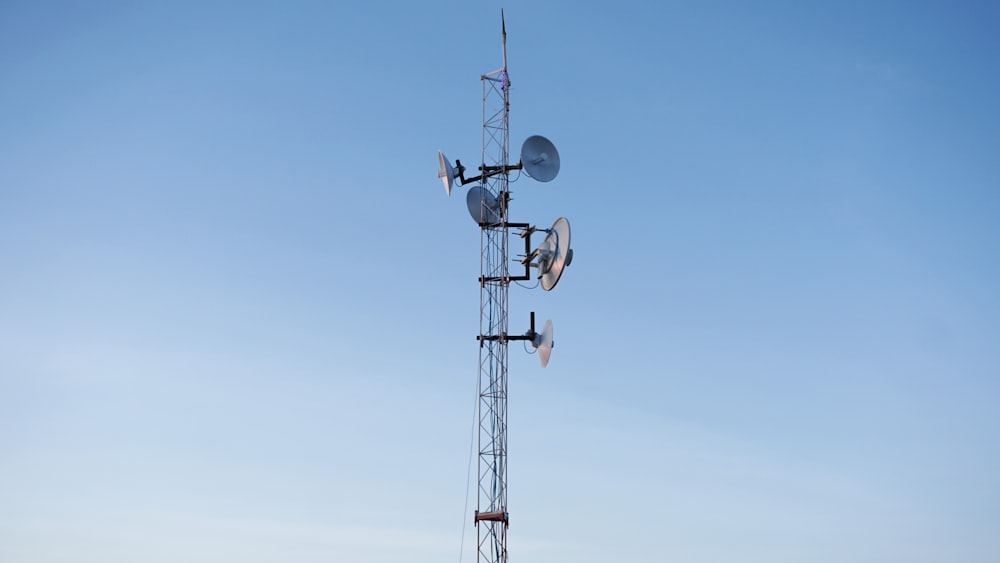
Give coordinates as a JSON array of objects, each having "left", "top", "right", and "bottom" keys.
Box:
[
  {"left": 466, "top": 185, "right": 501, "bottom": 225},
  {"left": 520, "top": 135, "right": 560, "bottom": 182},
  {"left": 538, "top": 217, "right": 571, "bottom": 291}
]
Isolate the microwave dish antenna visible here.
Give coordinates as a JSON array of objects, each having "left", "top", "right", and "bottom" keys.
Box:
[
  {"left": 466, "top": 185, "right": 502, "bottom": 225},
  {"left": 535, "top": 217, "right": 573, "bottom": 291},
  {"left": 520, "top": 135, "right": 560, "bottom": 182},
  {"left": 438, "top": 151, "right": 462, "bottom": 196},
  {"left": 532, "top": 319, "right": 554, "bottom": 367}
]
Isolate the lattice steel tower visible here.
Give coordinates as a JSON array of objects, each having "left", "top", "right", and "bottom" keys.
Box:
[
  {"left": 472, "top": 19, "right": 512, "bottom": 563},
  {"left": 436, "top": 13, "right": 572, "bottom": 563}
]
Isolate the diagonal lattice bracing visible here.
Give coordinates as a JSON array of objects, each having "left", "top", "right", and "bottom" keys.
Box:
[{"left": 476, "top": 66, "right": 510, "bottom": 563}]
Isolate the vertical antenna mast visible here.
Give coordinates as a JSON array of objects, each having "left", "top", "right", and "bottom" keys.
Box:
[
  {"left": 435, "top": 11, "right": 572, "bottom": 563},
  {"left": 501, "top": 10, "right": 508, "bottom": 76},
  {"left": 473, "top": 12, "right": 511, "bottom": 563}
]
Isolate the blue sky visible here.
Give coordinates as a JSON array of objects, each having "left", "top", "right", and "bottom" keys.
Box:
[{"left": 1, "top": 1, "right": 998, "bottom": 562}]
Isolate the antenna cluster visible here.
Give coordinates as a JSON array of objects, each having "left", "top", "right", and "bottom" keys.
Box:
[
  {"left": 437, "top": 125, "right": 572, "bottom": 366},
  {"left": 434, "top": 12, "right": 574, "bottom": 563}
]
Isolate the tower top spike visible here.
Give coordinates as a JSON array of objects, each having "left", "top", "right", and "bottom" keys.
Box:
[{"left": 501, "top": 10, "right": 507, "bottom": 71}]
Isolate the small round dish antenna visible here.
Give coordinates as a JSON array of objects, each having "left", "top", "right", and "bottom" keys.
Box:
[
  {"left": 438, "top": 151, "right": 457, "bottom": 196},
  {"left": 531, "top": 319, "right": 554, "bottom": 367},
  {"left": 466, "top": 185, "right": 501, "bottom": 225},
  {"left": 520, "top": 135, "right": 560, "bottom": 182},
  {"left": 536, "top": 217, "right": 572, "bottom": 291}
]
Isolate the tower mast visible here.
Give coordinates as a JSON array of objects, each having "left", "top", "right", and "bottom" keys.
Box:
[
  {"left": 437, "top": 12, "right": 570, "bottom": 562},
  {"left": 473, "top": 12, "right": 511, "bottom": 563}
]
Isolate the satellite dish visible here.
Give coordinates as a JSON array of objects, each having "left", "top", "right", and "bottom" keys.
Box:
[
  {"left": 466, "top": 185, "right": 501, "bottom": 225},
  {"left": 437, "top": 151, "right": 457, "bottom": 196},
  {"left": 536, "top": 217, "right": 571, "bottom": 291},
  {"left": 520, "top": 135, "right": 560, "bottom": 182},
  {"left": 532, "top": 319, "right": 554, "bottom": 368}
]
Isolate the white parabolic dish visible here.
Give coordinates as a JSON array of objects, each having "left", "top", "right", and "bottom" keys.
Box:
[
  {"left": 538, "top": 217, "right": 571, "bottom": 291},
  {"left": 437, "top": 151, "right": 456, "bottom": 196},
  {"left": 533, "top": 319, "right": 554, "bottom": 368}
]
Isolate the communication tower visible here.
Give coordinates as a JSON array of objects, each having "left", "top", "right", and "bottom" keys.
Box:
[{"left": 436, "top": 13, "right": 573, "bottom": 563}]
